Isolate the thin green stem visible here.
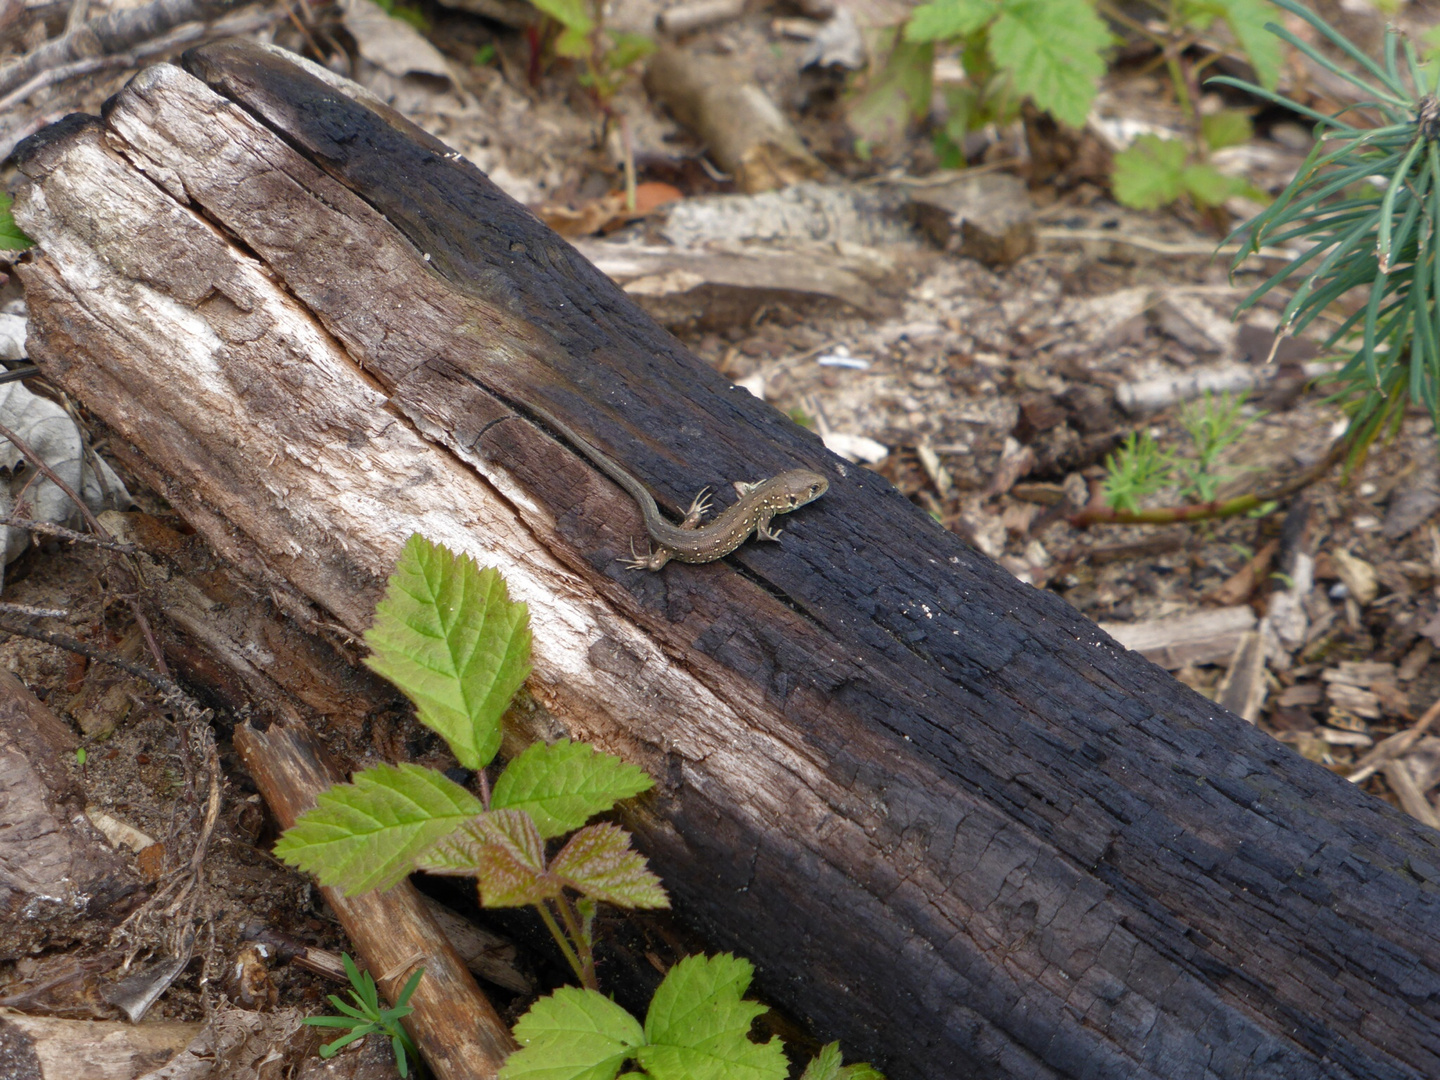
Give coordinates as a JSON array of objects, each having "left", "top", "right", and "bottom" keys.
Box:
[
  {"left": 535, "top": 900, "right": 590, "bottom": 987},
  {"left": 555, "top": 893, "right": 598, "bottom": 988}
]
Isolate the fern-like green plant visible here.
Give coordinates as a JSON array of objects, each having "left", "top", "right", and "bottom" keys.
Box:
[
  {"left": 1097, "top": 392, "right": 1265, "bottom": 521},
  {"left": 1213, "top": 0, "right": 1440, "bottom": 456}
]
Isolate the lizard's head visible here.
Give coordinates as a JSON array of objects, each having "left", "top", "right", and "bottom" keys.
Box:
[{"left": 779, "top": 470, "right": 829, "bottom": 509}]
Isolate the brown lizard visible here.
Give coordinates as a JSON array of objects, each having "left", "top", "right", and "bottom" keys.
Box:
[{"left": 519, "top": 405, "right": 829, "bottom": 571}]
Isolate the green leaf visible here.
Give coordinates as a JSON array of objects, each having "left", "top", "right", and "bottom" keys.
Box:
[
  {"left": 556, "top": 25, "right": 592, "bottom": 59},
  {"left": 1181, "top": 162, "right": 1246, "bottom": 208},
  {"left": 1111, "top": 134, "right": 1188, "bottom": 209},
  {"left": 364, "top": 535, "right": 532, "bottom": 771},
  {"left": 800, "top": 1046, "right": 886, "bottom": 1080},
  {"left": 501, "top": 987, "right": 645, "bottom": 1080},
  {"left": 492, "top": 739, "right": 654, "bottom": 839},
  {"left": 904, "top": 0, "right": 997, "bottom": 43},
  {"left": 987, "top": 0, "right": 1109, "bottom": 128},
  {"left": 550, "top": 823, "right": 669, "bottom": 909},
  {"left": 0, "top": 192, "right": 32, "bottom": 252},
  {"left": 636, "top": 954, "right": 787, "bottom": 1080},
  {"left": 838, "top": 1064, "right": 887, "bottom": 1080},
  {"left": 274, "top": 763, "right": 483, "bottom": 894},
  {"left": 418, "top": 808, "right": 556, "bottom": 906},
  {"left": 1201, "top": 108, "right": 1253, "bottom": 151},
  {"left": 1202, "top": 0, "right": 1282, "bottom": 90},
  {"left": 801, "top": 1043, "right": 844, "bottom": 1080},
  {"left": 606, "top": 32, "right": 656, "bottom": 71},
  {"left": 847, "top": 32, "right": 933, "bottom": 149},
  {"left": 529, "top": 0, "right": 592, "bottom": 33}
]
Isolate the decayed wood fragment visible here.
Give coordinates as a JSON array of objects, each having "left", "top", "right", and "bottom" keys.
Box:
[
  {"left": 11, "top": 41, "right": 1440, "bottom": 1080},
  {"left": 0, "top": 667, "right": 142, "bottom": 960},
  {"left": 235, "top": 719, "right": 515, "bottom": 1078}
]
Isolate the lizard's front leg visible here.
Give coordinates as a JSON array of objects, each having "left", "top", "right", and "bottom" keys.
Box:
[
  {"left": 754, "top": 510, "right": 784, "bottom": 542},
  {"left": 680, "top": 487, "right": 713, "bottom": 529}
]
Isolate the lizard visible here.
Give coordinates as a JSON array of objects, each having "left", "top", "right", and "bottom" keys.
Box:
[{"left": 515, "top": 404, "right": 829, "bottom": 571}]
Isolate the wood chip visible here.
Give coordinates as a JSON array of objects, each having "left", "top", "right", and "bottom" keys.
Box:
[{"left": 1100, "top": 605, "right": 1256, "bottom": 670}]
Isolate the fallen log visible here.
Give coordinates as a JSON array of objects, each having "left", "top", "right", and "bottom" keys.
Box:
[{"left": 10, "top": 39, "right": 1440, "bottom": 1079}]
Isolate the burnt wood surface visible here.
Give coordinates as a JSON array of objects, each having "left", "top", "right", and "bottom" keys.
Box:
[{"left": 10, "top": 40, "right": 1440, "bottom": 1079}]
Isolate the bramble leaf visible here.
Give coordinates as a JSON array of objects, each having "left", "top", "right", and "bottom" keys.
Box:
[
  {"left": 364, "top": 535, "right": 531, "bottom": 771},
  {"left": 1196, "top": 0, "right": 1281, "bottom": 91},
  {"left": 274, "top": 763, "right": 483, "bottom": 894},
  {"left": 1111, "top": 134, "right": 1188, "bottom": 209},
  {"left": 1200, "top": 108, "right": 1253, "bottom": 151},
  {"left": 802, "top": 1044, "right": 844, "bottom": 1080},
  {"left": 904, "top": 0, "right": 996, "bottom": 43},
  {"left": 0, "top": 192, "right": 33, "bottom": 252},
  {"left": 501, "top": 987, "right": 645, "bottom": 1080},
  {"left": 550, "top": 823, "right": 669, "bottom": 909},
  {"left": 492, "top": 739, "right": 654, "bottom": 839},
  {"left": 636, "top": 954, "right": 787, "bottom": 1080},
  {"left": 418, "top": 808, "right": 556, "bottom": 906},
  {"left": 800, "top": 1043, "right": 887, "bottom": 1080},
  {"left": 528, "top": 0, "right": 591, "bottom": 34},
  {"left": 987, "top": 0, "right": 1109, "bottom": 128},
  {"left": 1180, "top": 162, "right": 1247, "bottom": 208}
]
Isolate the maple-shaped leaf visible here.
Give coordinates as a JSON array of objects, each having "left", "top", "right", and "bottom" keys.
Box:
[
  {"left": 417, "top": 808, "right": 556, "bottom": 907},
  {"left": 500, "top": 986, "right": 644, "bottom": 1080},
  {"left": 492, "top": 739, "right": 654, "bottom": 839},
  {"left": 364, "top": 535, "right": 531, "bottom": 771},
  {"left": 550, "top": 823, "right": 669, "bottom": 909},
  {"left": 904, "top": 0, "right": 997, "bottom": 42},
  {"left": 274, "top": 763, "right": 482, "bottom": 895},
  {"left": 634, "top": 954, "right": 787, "bottom": 1080},
  {"left": 988, "top": 0, "right": 1109, "bottom": 129}
]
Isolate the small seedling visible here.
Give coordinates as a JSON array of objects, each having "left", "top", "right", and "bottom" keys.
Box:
[
  {"left": 1100, "top": 391, "right": 1262, "bottom": 517},
  {"left": 526, "top": 0, "right": 655, "bottom": 209},
  {"left": 277, "top": 535, "right": 882, "bottom": 1080},
  {"left": 303, "top": 953, "right": 424, "bottom": 1077}
]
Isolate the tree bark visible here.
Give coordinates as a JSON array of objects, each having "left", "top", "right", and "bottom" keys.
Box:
[{"left": 10, "top": 40, "right": 1440, "bottom": 1079}]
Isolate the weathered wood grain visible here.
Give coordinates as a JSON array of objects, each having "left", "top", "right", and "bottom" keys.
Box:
[{"left": 10, "top": 41, "right": 1440, "bottom": 1079}]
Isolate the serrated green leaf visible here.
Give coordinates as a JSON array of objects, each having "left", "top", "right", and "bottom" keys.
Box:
[
  {"left": 0, "top": 192, "right": 33, "bottom": 252},
  {"left": 634, "top": 1038, "right": 786, "bottom": 1080},
  {"left": 1181, "top": 162, "right": 1246, "bottom": 208},
  {"left": 636, "top": 954, "right": 785, "bottom": 1080},
  {"left": 501, "top": 987, "right": 645, "bottom": 1080},
  {"left": 988, "top": 0, "right": 1109, "bottom": 128},
  {"left": 364, "top": 535, "right": 531, "bottom": 771},
  {"left": 529, "top": 0, "right": 591, "bottom": 33},
  {"left": 801, "top": 1043, "right": 844, "bottom": 1080},
  {"left": 1201, "top": 108, "right": 1253, "bottom": 151},
  {"left": 904, "top": 0, "right": 997, "bottom": 43},
  {"left": 838, "top": 1063, "right": 887, "bottom": 1080},
  {"left": 1111, "top": 134, "right": 1188, "bottom": 209},
  {"left": 1200, "top": 0, "right": 1282, "bottom": 91},
  {"left": 492, "top": 739, "right": 654, "bottom": 839},
  {"left": 421, "top": 808, "right": 556, "bottom": 906},
  {"left": 274, "top": 763, "right": 483, "bottom": 894},
  {"left": 606, "top": 32, "right": 656, "bottom": 71},
  {"left": 550, "top": 823, "right": 669, "bottom": 909}
]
